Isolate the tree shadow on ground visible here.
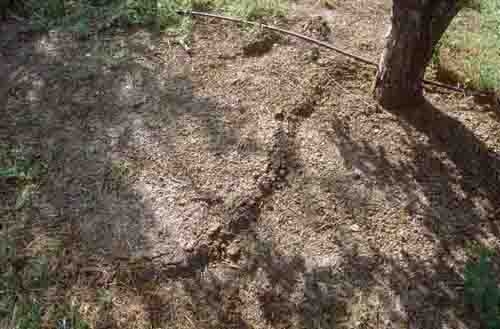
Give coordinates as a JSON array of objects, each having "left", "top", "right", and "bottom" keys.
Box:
[
  {"left": 0, "top": 21, "right": 248, "bottom": 328},
  {"left": 321, "top": 98, "right": 500, "bottom": 328},
  {"left": 2, "top": 17, "right": 499, "bottom": 329}
]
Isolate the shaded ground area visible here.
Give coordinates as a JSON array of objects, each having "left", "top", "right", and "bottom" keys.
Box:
[{"left": 1, "top": 0, "right": 500, "bottom": 328}]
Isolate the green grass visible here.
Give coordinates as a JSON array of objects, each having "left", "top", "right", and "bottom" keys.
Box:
[
  {"left": 0, "top": 145, "right": 47, "bottom": 210},
  {"left": 438, "top": 0, "right": 500, "bottom": 91},
  {"left": 0, "top": 225, "right": 89, "bottom": 329},
  {"left": 5, "top": 0, "right": 287, "bottom": 35},
  {"left": 0, "top": 145, "right": 82, "bottom": 329},
  {"left": 464, "top": 247, "right": 500, "bottom": 329},
  {"left": 104, "top": 158, "right": 137, "bottom": 192},
  {"left": 0, "top": 192, "right": 88, "bottom": 329},
  {"left": 0, "top": 235, "right": 46, "bottom": 329},
  {"left": 158, "top": 0, "right": 287, "bottom": 27},
  {"left": 478, "top": 0, "right": 500, "bottom": 90},
  {"left": 0, "top": 146, "right": 46, "bottom": 181}
]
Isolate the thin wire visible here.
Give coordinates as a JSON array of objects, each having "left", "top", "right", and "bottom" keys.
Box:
[
  {"left": 177, "top": 10, "right": 377, "bottom": 67},
  {"left": 178, "top": 10, "right": 486, "bottom": 96}
]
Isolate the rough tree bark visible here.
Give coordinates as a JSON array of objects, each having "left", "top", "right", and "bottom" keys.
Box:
[{"left": 374, "top": 0, "right": 461, "bottom": 108}]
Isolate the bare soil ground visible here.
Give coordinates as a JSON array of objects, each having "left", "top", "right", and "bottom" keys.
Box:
[{"left": 2, "top": 0, "right": 500, "bottom": 328}]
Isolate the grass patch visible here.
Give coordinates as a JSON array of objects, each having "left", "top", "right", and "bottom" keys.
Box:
[
  {"left": 104, "top": 158, "right": 137, "bottom": 191},
  {"left": 437, "top": 0, "right": 500, "bottom": 92},
  {"left": 4, "top": 0, "right": 287, "bottom": 35},
  {"left": 0, "top": 145, "right": 47, "bottom": 210},
  {"left": 464, "top": 246, "right": 500, "bottom": 329},
  {"left": 0, "top": 185, "right": 89, "bottom": 329},
  {"left": 158, "top": 0, "right": 287, "bottom": 28},
  {"left": 0, "top": 145, "right": 64, "bottom": 329},
  {"left": 0, "top": 222, "right": 89, "bottom": 329},
  {"left": 0, "top": 146, "right": 46, "bottom": 181},
  {"left": 0, "top": 235, "right": 47, "bottom": 329}
]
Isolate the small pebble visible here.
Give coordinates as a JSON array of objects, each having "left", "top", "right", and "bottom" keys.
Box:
[{"left": 350, "top": 224, "right": 361, "bottom": 232}]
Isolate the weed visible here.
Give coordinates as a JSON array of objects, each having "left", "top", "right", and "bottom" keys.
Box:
[
  {"left": 103, "top": 159, "right": 137, "bottom": 192},
  {"left": 97, "top": 288, "right": 113, "bottom": 309},
  {"left": 13, "top": 302, "right": 43, "bottom": 329},
  {"left": 464, "top": 248, "right": 500, "bottom": 329},
  {"left": 0, "top": 147, "right": 46, "bottom": 181},
  {"left": 111, "top": 159, "right": 134, "bottom": 183},
  {"left": 0, "top": 145, "right": 47, "bottom": 211}
]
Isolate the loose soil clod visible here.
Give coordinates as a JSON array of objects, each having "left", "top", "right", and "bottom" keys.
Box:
[{"left": 242, "top": 29, "right": 282, "bottom": 57}]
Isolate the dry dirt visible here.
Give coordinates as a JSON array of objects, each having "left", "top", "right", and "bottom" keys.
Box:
[{"left": 1, "top": 0, "right": 500, "bottom": 328}]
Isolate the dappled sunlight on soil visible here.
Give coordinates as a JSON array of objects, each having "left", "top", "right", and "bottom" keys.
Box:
[{"left": 1, "top": 1, "right": 500, "bottom": 328}]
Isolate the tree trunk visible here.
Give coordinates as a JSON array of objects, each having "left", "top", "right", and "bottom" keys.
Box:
[{"left": 374, "top": 1, "right": 460, "bottom": 109}]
